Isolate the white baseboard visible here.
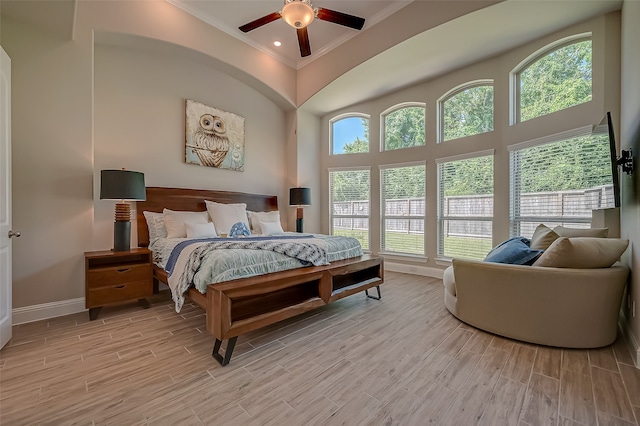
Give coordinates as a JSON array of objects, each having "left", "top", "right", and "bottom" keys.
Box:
[
  {"left": 384, "top": 261, "right": 444, "bottom": 279},
  {"left": 619, "top": 311, "right": 640, "bottom": 368},
  {"left": 12, "top": 298, "right": 86, "bottom": 325}
]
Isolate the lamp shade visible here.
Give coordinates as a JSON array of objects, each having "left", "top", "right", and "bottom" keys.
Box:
[
  {"left": 100, "top": 170, "right": 146, "bottom": 201},
  {"left": 289, "top": 187, "right": 311, "bottom": 206}
]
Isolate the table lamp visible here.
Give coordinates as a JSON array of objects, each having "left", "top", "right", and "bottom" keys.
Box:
[
  {"left": 289, "top": 187, "right": 311, "bottom": 233},
  {"left": 100, "top": 169, "right": 146, "bottom": 251}
]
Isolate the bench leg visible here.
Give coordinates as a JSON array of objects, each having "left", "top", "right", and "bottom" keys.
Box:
[
  {"left": 212, "top": 336, "right": 238, "bottom": 366},
  {"left": 365, "top": 285, "right": 381, "bottom": 300}
]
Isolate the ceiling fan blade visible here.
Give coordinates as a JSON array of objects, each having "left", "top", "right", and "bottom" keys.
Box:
[
  {"left": 239, "top": 11, "right": 281, "bottom": 33},
  {"left": 316, "top": 8, "right": 365, "bottom": 30},
  {"left": 297, "top": 27, "right": 311, "bottom": 57}
]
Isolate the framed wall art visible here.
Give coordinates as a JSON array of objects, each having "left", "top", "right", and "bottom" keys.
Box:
[{"left": 185, "top": 99, "right": 245, "bottom": 172}]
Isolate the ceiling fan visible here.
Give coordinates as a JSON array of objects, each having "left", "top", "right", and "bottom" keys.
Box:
[{"left": 239, "top": 0, "right": 366, "bottom": 58}]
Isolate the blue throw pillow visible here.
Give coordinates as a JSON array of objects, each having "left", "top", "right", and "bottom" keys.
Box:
[
  {"left": 229, "top": 222, "right": 251, "bottom": 238},
  {"left": 484, "top": 237, "right": 542, "bottom": 265}
]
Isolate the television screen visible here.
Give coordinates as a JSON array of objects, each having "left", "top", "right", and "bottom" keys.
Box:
[{"left": 593, "top": 111, "right": 620, "bottom": 208}]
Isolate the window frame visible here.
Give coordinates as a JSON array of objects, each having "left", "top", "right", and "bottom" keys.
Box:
[
  {"left": 380, "top": 102, "right": 426, "bottom": 152},
  {"left": 437, "top": 79, "right": 494, "bottom": 144},
  {"left": 508, "top": 125, "right": 613, "bottom": 237},
  {"left": 509, "top": 33, "right": 592, "bottom": 126},
  {"left": 328, "top": 166, "right": 371, "bottom": 251},
  {"left": 329, "top": 113, "right": 371, "bottom": 156},
  {"left": 379, "top": 161, "right": 427, "bottom": 257},
  {"left": 436, "top": 149, "right": 495, "bottom": 261}
]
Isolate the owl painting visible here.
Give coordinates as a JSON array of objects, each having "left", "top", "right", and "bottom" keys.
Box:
[{"left": 185, "top": 100, "right": 245, "bottom": 171}]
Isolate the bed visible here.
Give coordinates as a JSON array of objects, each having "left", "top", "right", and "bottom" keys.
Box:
[{"left": 136, "top": 187, "right": 384, "bottom": 365}]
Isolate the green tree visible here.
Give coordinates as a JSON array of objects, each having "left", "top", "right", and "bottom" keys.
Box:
[
  {"left": 382, "top": 165, "right": 426, "bottom": 199},
  {"left": 518, "top": 134, "right": 610, "bottom": 193},
  {"left": 384, "top": 107, "right": 425, "bottom": 150},
  {"left": 442, "top": 156, "right": 494, "bottom": 196},
  {"left": 443, "top": 85, "right": 494, "bottom": 141},
  {"left": 330, "top": 170, "right": 370, "bottom": 202},
  {"left": 343, "top": 137, "right": 368, "bottom": 153},
  {"left": 520, "top": 40, "right": 592, "bottom": 121},
  {"left": 335, "top": 117, "right": 369, "bottom": 154}
]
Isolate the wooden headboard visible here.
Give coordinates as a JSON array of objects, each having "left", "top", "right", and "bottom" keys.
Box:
[{"left": 136, "top": 187, "right": 279, "bottom": 247}]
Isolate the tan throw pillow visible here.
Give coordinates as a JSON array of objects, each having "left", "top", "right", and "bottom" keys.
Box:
[
  {"left": 530, "top": 224, "right": 560, "bottom": 250},
  {"left": 553, "top": 225, "right": 608, "bottom": 238},
  {"left": 533, "top": 237, "right": 628, "bottom": 268}
]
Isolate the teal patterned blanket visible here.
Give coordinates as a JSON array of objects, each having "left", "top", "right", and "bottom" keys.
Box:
[{"left": 167, "top": 235, "right": 332, "bottom": 312}]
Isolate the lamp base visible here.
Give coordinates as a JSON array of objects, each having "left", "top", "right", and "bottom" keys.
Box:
[
  {"left": 296, "top": 207, "right": 304, "bottom": 233},
  {"left": 113, "top": 221, "right": 131, "bottom": 252}
]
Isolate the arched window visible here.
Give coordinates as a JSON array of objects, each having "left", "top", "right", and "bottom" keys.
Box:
[
  {"left": 512, "top": 35, "right": 592, "bottom": 124},
  {"left": 438, "top": 81, "right": 493, "bottom": 143},
  {"left": 381, "top": 103, "right": 425, "bottom": 151},
  {"left": 330, "top": 114, "right": 370, "bottom": 155}
]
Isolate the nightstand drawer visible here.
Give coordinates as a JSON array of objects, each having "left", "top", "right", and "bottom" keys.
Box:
[
  {"left": 86, "top": 280, "right": 152, "bottom": 307},
  {"left": 84, "top": 248, "right": 153, "bottom": 320},
  {"left": 87, "top": 264, "right": 151, "bottom": 289}
]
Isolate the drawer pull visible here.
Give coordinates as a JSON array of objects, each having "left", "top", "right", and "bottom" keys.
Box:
[
  {"left": 115, "top": 285, "right": 126, "bottom": 289},
  {"left": 116, "top": 268, "right": 130, "bottom": 273}
]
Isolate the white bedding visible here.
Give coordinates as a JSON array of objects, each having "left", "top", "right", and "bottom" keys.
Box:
[{"left": 150, "top": 232, "right": 364, "bottom": 311}]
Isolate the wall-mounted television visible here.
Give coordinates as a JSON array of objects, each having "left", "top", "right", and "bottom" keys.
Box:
[{"left": 593, "top": 111, "right": 621, "bottom": 208}]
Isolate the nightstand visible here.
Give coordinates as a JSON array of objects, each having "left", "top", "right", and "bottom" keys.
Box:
[{"left": 84, "top": 248, "right": 153, "bottom": 320}]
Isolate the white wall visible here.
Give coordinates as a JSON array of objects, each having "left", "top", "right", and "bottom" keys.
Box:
[
  {"left": 93, "top": 44, "right": 289, "bottom": 249},
  {"left": 321, "top": 14, "right": 620, "bottom": 266},
  {"left": 1, "top": 1, "right": 296, "bottom": 311},
  {"left": 2, "top": 18, "right": 94, "bottom": 309},
  {"left": 619, "top": 0, "right": 640, "bottom": 363}
]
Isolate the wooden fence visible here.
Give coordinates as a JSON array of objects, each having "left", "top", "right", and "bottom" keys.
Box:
[{"left": 333, "top": 185, "right": 614, "bottom": 237}]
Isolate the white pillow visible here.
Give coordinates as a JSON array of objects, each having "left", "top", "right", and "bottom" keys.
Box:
[
  {"left": 163, "top": 209, "right": 210, "bottom": 239},
  {"left": 248, "top": 211, "right": 281, "bottom": 234},
  {"left": 259, "top": 220, "right": 284, "bottom": 236},
  {"left": 205, "top": 200, "right": 249, "bottom": 235},
  {"left": 143, "top": 211, "right": 167, "bottom": 241},
  {"left": 533, "top": 237, "right": 628, "bottom": 268},
  {"left": 185, "top": 222, "right": 217, "bottom": 239}
]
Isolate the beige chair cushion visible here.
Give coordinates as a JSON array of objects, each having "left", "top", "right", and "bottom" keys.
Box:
[
  {"left": 533, "top": 237, "right": 628, "bottom": 268},
  {"left": 553, "top": 225, "right": 608, "bottom": 238},
  {"left": 530, "top": 224, "right": 560, "bottom": 250}
]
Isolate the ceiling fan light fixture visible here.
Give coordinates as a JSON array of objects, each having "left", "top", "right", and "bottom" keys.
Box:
[{"left": 281, "top": 0, "right": 315, "bottom": 29}]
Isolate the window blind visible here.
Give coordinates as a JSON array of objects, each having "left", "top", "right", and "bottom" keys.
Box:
[
  {"left": 510, "top": 131, "right": 614, "bottom": 237},
  {"left": 329, "top": 168, "right": 370, "bottom": 250},
  {"left": 380, "top": 163, "right": 426, "bottom": 255},
  {"left": 437, "top": 155, "right": 494, "bottom": 260}
]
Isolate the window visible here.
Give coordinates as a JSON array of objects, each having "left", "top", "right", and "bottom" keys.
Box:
[
  {"left": 382, "top": 103, "right": 425, "bottom": 151},
  {"left": 510, "top": 127, "right": 615, "bottom": 238},
  {"left": 440, "top": 82, "right": 494, "bottom": 142},
  {"left": 380, "top": 163, "right": 426, "bottom": 255},
  {"left": 437, "top": 153, "right": 494, "bottom": 260},
  {"left": 330, "top": 114, "right": 369, "bottom": 154},
  {"left": 516, "top": 36, "right": 592, "bottom": 123},
  {"left": 329, "top": 168, "right": 370, "bottom": 250}
]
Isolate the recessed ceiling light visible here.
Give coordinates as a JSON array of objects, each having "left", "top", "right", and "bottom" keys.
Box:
[{"left": 273, "top": 41, "right": 282, "bottom": 47}]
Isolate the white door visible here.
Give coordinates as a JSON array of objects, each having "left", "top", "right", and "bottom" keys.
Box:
[{"left": 0, "top": 46, "right": 13, "bottom": 349}]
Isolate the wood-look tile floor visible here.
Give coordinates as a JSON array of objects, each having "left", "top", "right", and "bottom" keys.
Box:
[{"left": 1, "top": 272, "right": 639, "bottom": 425}]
